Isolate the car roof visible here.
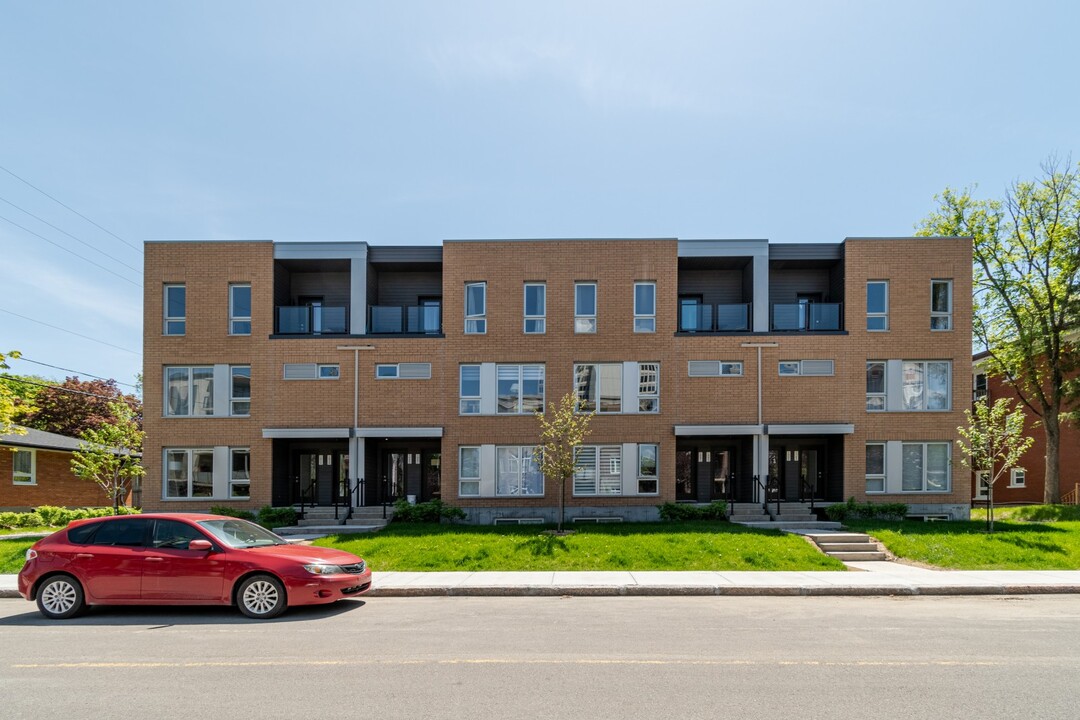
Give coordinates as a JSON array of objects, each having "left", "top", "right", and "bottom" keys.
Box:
[{"left": 72, "top": 513, "right": 234, "bottom": 522}]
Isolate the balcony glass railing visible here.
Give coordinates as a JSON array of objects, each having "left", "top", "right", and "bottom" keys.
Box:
[
  {"left": 276, "top": 305, "right": 348, "bottom": 335},
  {"left": 679, "top": 303, "right": 751, "bottom": 332},
  {"left": 771, "top": 303, "right": 842, "bottom": 331},
  {"left": 369, "top": 305, "right": 442, "bottom": 334}
]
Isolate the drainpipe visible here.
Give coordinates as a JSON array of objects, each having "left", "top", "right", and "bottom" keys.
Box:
[
  {"left": 339, "top": 344, "right": 374, "bottom": 506},
  {"left": 741, "top": 342, "right": 778, "bottom": 503}
]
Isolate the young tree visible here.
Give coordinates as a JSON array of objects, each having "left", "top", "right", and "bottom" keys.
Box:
[
  {"left": 71, "top": 402, "right": 145, "bottom": 513},
  {"left": 957, "top": 397, "right": 1035, "bottom": 533},
  {"left": 534, "top": 392, "right": 594, "bottom": 532},
  {"left": 0, "top": 349, "right": 26, "bottom": 436},
  {"left": 917, "top": 158, "right": 1080, "bottom": 503},
  {"left": 25, "top": 376, "right": 142, "bottom": 440}
]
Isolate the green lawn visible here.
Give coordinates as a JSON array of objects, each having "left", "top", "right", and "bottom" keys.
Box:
[
  {"left": 314, "top": 521, "right": 846, "bottom": 572},
  {"left": 970, "top": 505, "right": 1080, "bottom": 523},
  {"left": 845, "top": 519, "right": 1080, "bottom": 570},
  {"left": 0, "top": 527, "right": 54, "bottom": 537},
  {"left": 0, "top": 538, "right": 35, "bottom": 574}
]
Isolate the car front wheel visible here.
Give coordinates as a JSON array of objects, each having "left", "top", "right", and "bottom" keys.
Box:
[
  {"left": 36, "top": 575, "right": 86, "bottom": 619},
  {"left": 237, "top": 574, "right": 287, "bottom": 619}
]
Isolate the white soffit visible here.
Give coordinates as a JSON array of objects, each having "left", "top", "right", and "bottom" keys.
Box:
[
  {"left": 262, "top": 428, "right": 351, "bottom": 439},
  {"left": 355, "top": 427, "right": 444, "bottom": 438},
  {"left": 766, "top": 424, "right": 855, "bottom": 435},
  {"left": 674, "top": 425, "right": 764, "bottom": 436}
]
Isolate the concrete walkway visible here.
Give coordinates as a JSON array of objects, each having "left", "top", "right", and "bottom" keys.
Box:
[{"left": 4, "top": 564, "right": 1080, "bottom": 600}]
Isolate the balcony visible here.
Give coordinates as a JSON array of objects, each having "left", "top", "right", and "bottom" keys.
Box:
[
  {"left": 276, "top": 305, "right": 348, "bottom": 335},
  {"left": 771, "top": 303, "right": 843, "bottom": 331},
  {"left": 368, "top": 304, "right": 442, "bottom": 335},
  {"left": 679, "top": 303, "right": 752, "bottom": 332}
]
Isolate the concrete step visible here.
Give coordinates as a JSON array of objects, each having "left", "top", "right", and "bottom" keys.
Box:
[
  {"left": 818, "top": 542, "right": 880, "bottom": 554},
  {"left": 728, "top": 514, "right": 768, "bottom": 522},
  {"left": 828, "top": 551, "right": 889, "bottom": 562},
  {"left": 770, "top": 514, "right": 817, "bottom": 522},
  {"left": 806, "top": 532, "right": 873, "bottom": 544},
  {"left": 735, "top": 520, "right": 842, "bottom": 530},
  {"left": 345, "top": 518, "right": 390, "bottom": 527},
  {"left": 298, "top": 517, "right": 345, "bottom": 527}
]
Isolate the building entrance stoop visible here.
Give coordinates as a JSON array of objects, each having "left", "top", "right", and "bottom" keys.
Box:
[
  {"left": 798, "top": 530, "right": 889, "bottom": 562},
  {"left": 727, "top": 501, "right": 842, "bottom": 531}
]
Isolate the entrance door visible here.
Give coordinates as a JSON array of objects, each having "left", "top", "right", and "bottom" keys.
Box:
[
  {"left": 298, "top": 452, "right": 336, "bottom": 505},
  {"left": 711, "top": 449, "right": 732, "bottom": 500},
  {"left": 800, "top": 448, "right": 821, "bottom": 499},
  {"left": 422, "top": 452, "right": 441, "bottom": 501},
  {"left": 676, "top": 450, "right": 695, "bottom": 501},
  {"left": 383, "top": 451, "right": 407, "bottom": 503}
]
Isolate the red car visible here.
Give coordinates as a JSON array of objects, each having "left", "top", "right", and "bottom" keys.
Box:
[{"left": 18, "top": 513, "right": 372, "bottom": 619}]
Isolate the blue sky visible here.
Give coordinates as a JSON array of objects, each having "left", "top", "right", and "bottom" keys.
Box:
[{"left": 0, "top": 1, "right": 1076, "bottom": 390}]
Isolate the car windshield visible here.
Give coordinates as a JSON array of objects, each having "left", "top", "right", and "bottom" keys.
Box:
[{"left": 197, "top": 519, "right": 287, "bottom": 549}]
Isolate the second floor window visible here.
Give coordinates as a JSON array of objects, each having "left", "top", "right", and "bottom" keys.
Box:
[
  {"left": 931, "top": 279, "right": 952, "bottom": 330},
  {"left": 524, "top": 283, "right": 546, "bottom": 334},
  {"left": 164, "top": 284, "right": 186, "bottom": 335},
  {"left": 459, "top": 365, "right": 480, "bottom": 414},
  {"left": 902, "top": 361, "right": 950, "bottom": 410},
  {"left": 497, "top": 364, "right": 544, "bottom": 414},
  {"left": 465, "top": 282, "right": 486, "bottom": 334},
  {"left": 575, "top": 282, "right": 597, "bottom": 333},
  {"left": 634, "top": 282, "right": 656, "bottom": 333},
  {"left": 230, "top": 284, "right": 251, "bottom": 335},
  {"left": 575, "top": 363, "right": 622, "bottom": 413},
  {"left": 166, "top": 366, "right": 214, "bottom": 417},
  {"left": 866, "top": 362, "right": 886, "bottom": 411},
  {"left": 230, "top": 366, "right": 251, "bottom": 416},
  {"left": 867, "top": 281, "right": 888, "bottom": 331},
  {"left": 638, "top": 363, "right": 660, "bottom": 413}
]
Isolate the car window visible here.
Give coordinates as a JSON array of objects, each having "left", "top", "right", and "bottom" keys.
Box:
[
  {"left": 198, "top": 519, "right": 286, "bottom": 548},
  {"left": 151, "top": 519, "right": 208, "bottom": 550},
  {"left": 67, "top": 522, "right": 101, "bottom": 545},
  {"left": 90, "top": 518, "right": 149, "bottom": 547}
]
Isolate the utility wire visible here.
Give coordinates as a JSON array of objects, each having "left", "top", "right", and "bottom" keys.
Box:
[
  {"left": 0, "top": 375, "right": 128, "bottom": 401},
  {"left": 0, "top": 163, "right": 142, "bottom": 254},
  {"left": 0, "top": 212, "right": 142, "bottom": 288},
  {"left": 13, "top": 356, "right": 139, "bottom": 389},
  {"left": 0, "top": 307, "right": 141, "bottom": 356},
  {"left": 0, "top": 194, "right": 142, "bottom": 273}
]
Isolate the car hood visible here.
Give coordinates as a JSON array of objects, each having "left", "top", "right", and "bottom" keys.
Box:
[{"left": 240, "top": 544, "right": 363, "bottom": 566}]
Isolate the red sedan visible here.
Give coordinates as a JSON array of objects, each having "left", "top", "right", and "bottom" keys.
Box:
[{"left": 18, "top": 513, "right": 372, "bottom": 619}]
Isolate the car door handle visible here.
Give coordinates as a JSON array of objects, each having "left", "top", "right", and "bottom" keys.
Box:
[
  {"left": 75, "top": 553, "right": 94, "bottom": 559},
  {"left": 144, "top": 557, "right": 163, "bottom": 562}
]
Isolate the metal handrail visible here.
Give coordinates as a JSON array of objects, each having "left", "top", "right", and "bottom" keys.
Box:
[
  {"left": 753, "top": 474, "right": 781, "bottom": 518},
  {"left": 799, "top": 476, "right": 817, "bottom": 515},
  {"left": 294, "top": 476, "right": 315, "bottom": 520}
]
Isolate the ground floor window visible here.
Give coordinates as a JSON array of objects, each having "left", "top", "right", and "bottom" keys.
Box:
[
  {"left": 496, "top": 446, "right": 543, "bottom": 496},
  {"left": 637, "top": 444, "right": 658, "bottom": 494},
  {"left": 901, "top": 442, "right": 950, "bottom": 492},
  {"left": 1009, "top": 468, "right": 1026, "bottom": 488},
  {"left": 12, "top": 449, "right": 35, "bottom": 485},
  {"left": 165, "top": 449, "right": 214, "bottom": 498},
  {"left": 459, "top": 446, "right": 480, "bottom": 496},
  {"left": 865, "top": 443, "right": 885, "bottom": 493},
  {"left": 230, "top": 449, "right": 250, "bottom": 498},
  {"left": 574, "top": 446, "right": 622, "bottom": 496}
]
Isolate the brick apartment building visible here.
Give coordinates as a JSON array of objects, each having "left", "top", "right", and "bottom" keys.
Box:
[{"left": 141, "top": 236, "right": 972, "bottom": 523}]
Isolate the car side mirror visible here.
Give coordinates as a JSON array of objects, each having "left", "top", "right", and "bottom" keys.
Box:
[{"left": 189, "top": 540, "right": 213, "bottom": 552}]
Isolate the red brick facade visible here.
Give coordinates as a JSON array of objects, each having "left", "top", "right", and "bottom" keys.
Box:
[{"left": 0, "top": 446, "right": 109, "bottom": 510}]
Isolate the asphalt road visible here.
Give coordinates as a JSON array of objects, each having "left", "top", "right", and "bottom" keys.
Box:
[{"left": 1, "top": 595, "right": 1078, "bottom": 719}]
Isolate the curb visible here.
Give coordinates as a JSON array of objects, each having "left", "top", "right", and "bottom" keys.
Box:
[{"left": 364, "top": 584, "right": 1080, "bottom": 598}]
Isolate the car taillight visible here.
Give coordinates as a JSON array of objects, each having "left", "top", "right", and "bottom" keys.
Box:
[{"left": 25, "top": 548, "right": 37, "bottom": 562}]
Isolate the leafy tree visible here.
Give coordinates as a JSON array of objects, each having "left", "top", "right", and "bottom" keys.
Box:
[
  {"left": 917, "top": 158, "right": 1080, "bottom": 503},
  {"left": 957, "top": 397, "right": 1035, "bottom": 533},
  {"left": 0, "top": 350, "right": 26, "bottom": 436},
  {"left": 24, "top": 376, "right": 142, "bottom": 441},
  {"left": 71, "top": 402, "right": 145, "bottom": 513},
  {"left": 534, "top": 392, "right": 594, "bottom": 532}
]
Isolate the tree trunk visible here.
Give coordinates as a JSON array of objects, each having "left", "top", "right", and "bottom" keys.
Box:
[
  {"left": 113, "top": 468, "right": 120, "bottom": 514},
  {"left": 558, "top": 476, "right": 565, "bottom": 532},
  {"left": 1044, "top": 410, "right": 1061, "bottom": 504}
]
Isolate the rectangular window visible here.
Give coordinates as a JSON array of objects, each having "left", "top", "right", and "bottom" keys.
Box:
[
  {"left": 574, "top": 363, "right": 622, "bottom": 413},
  {"left": 459, "top": 365, "right": 481, "bottom": 414},
  {"left": 375, "top": 363, "right": 431, "bottom": 380},
  {"left": 12, "top": 449, "right": 35, "bottom": 485},
  {"left": 867, "top": 281, "right": 888, "bottom": 331},
  {"left": 866, "top": 362, "right": 886, "bottom": 411},
  {"left": 524, "top": 283, "right": 546, "bottom": 334},
  {"left": 1010, "top": 468, "right": 1026, "bottom": 488},
  {"left": 459, "top": 447, "right": 480, "bottom": 496},
  {"left": 974, "top": 372, "right": 988, "bottom": 402},
  {"left": 230, "top": 448, "right": 250, "bottom": 498},
  {"left": 779, "top": 360, "right": 834, "bottom": 377},
  {"left": 165, "top": 366, "right": 214, "bottom": 417},
  {"left": 902, "top": 361, "right": 951, "bottom": 410},
  {"left": 865, "top": 443, "right": 885, "bottom": 493},
  {"left": 575, "top": 282, "right": 597, "bottom": 333},
  {"left": 638, "top": 444, "right": 658, "bottom": 494},
  {"left": 465, "top": 282, "right": 487, "bottom": 334},
  {"left": 687, "top": 361, "right": 743, "bottom": 377},
  {"left": 165, "top": 448, "right": 215, "bottom": 499},
  {"left": 975, "top": 470, "right": 990, "bottom": 499},
  {"left": 638, "top": 363, "right": 660, "bottom": 413},
  {"left": 318, "top": 364, "right": 339, "bottom": 379},
  {"left": 229, "top": 284, "right": 251, "bottom": 335},
  {"left": 376, "top": 364, "right": 398, "bottom": 378},
  {"left": 931, "top": 280, "right": 952, "bottom": 331},
  {"left": 778, "top": 361, "right": 800, "bottom": 376},
  {"left": 164, "top": 284, "right": 186, "bottom": 335},
  {"left": 901, "top": 442, "right": 951, "bottom": 492},
  {"left": 573, "top": 446, "right": 623, "bottom": 496},
  {"left": 497, "top": 365, "right": 545, "bottom": 414},
  {"left": 230, "top": 366, "right": 250, "bottom": 417},
  {"left": 496, "top": 446, "right": 544, "bottom": 496},
  {"left": 634, "top": 282, "right": 656, "bottom": 333}
]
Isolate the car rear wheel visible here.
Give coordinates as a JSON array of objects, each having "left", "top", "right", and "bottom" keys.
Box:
[
  {"left": 237, "top": 575, "right": 287, "bottom": 619},
  {"left": 36, "top": 575, "right": 86, "bottom": 619}
]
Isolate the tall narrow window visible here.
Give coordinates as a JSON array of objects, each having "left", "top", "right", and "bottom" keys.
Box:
[
  {"left": 230, "top": 284, "right": 251, "bottom": 335},
  {"left": 638, "top": 444, "right": 659, "bottom": 494},
  {"left": 931, "top": 280, "right": 952, "bottom": 330},
  {"left": 230, "top": 366, "right": 251, "bottom": 416},
  {"left": 867, "top": 281, "right": 888, "bottom": 331},
  {"left": 524, "top": 283, "right": 546, "bottom": 334},
  {"left": 164, "top": 284, "right": 186, "bottom": 335},
  {"left": 12, "top": 449, "right": 35, "bottom": 485},
  {"left": 230, "top": 449, "right": 250, "bottom": 498},
  {"left": 866, "top": 362, "right": 886, "bottom": 411},
  {"left": 638, "top": 363, "right": 660, "bottom": 413},
  {"left": 865, "top": 443, "right": 885, "bottom": 493},
  {"left": 634, "top": 282, "right": 656, "bottom": 333},
  {"left": 575, "top": 282, "right": 597, "bottom": 333},
  {"left": 459, "top": 447, "right": 481, "bottom": 496},
  {"left": 459, "top": 365, "right": 480, "bottom": 414},
  {"left": 465, "top": 282, "right": 486, "bottom": 334}
]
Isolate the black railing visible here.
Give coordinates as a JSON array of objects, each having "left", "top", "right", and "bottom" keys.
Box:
[
  {"left": 679, "top": 303, "right": 751, "bottom": 332},
  {"left": 341, "top": 476, "right": 366, "bottom": 521},
  {"left": 754, "top": 474, "right": 781, "bottom": 519},
  {"left": 276, "top": 305, "right": 348, "bottom": 334},
  {"left": 799, "top": 476, "right": 817, "bottom": 515},
  {"left": 368, "top": 304, "right": 442, "bottom": 334},
  {"left": 771, "top": 302, "right": 843, "bottom": 331},
  {"left": 725, "top": 472, "right": 736, "bottom": 514},
  {"left": 294, "top": 476, "right": 315, "bottom": 520}
]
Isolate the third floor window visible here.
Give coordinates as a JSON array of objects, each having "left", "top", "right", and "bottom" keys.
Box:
[
  {"left": 634, "top": 282, "right": 656, "bottom": 333},
  {"left": 867, "top": 280, "right": 888, "bottom": 331},
  {"left": 465, "top": 282, "right": 486, "bottom": 334},
  {"left": 931, "top": 279, "right": 952, "bottom": 330},
  {"left": 524, "top": 283, "right": 546, "bottom": 334},
  {"left": 230, "top": 284, "right": 251, "bottom": 335},
  {"left": 575, "top": 282, "right": 597, "bottom": 333},
  {"left": 164, "top": 284, "right": 185, "bottom": 335}
]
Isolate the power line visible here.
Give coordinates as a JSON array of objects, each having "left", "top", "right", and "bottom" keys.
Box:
[
  {"left": 0, "top": 194, "right": 142, "bottom": 273},
  {"left": 13, "top": 356, "right": 139, "bottom": 389},
  {"left": 0, "top": 307, "right": 141, "bottom": 356},
  {"left": 0, "top": 163, "right": 142, "bottom": 254},
  {"left": 0, "top": 212, "right": 142, "bottom": 288},
  {"left": 0, "top": 375, "right": 128, "bottom": 401}
]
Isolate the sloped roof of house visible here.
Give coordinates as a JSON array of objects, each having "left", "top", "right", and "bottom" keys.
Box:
[{"left": 0, "top": 427, "right": 141, "bottom": 457}]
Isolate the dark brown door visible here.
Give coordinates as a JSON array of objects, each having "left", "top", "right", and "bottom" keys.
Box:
[
  {"left": 423, "top": 452, "right": 441, "bottom": 501},
  {"left": 711, "top": 449, "right": 732, "bottom": 500},
  {"left": 676, "top": 450, "right": 695, "bottom": 501}
]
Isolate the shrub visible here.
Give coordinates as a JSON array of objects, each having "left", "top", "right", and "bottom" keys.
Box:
[
  {"left": 210, "top": 506, "right": 258, "bottom": 521},
  {"left": 2, "top": 506, "right": 141, "bottom": 529},
  {"left": 657, "top": 501, "right": 728, "bottom": 521},
  {"left": 826, "top": 497, "right": 908, "bottom": 522},
  {"left": 257, "top": 506, "right": 298, "bottom": 529},
  {"left": 391, "top": 498, "right": 467, "bottom": 523},
  {"left": 0, "top": 511, "right": 44, "bottom": 529}
]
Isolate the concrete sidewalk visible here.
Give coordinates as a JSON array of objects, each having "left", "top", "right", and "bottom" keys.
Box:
[{"left": 4, "top": 564, "right": 1080, "bottom": 600}]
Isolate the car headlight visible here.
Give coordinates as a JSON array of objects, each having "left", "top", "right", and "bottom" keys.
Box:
[{"left": 303, "top": 563, "right": 344, "bottom": 575}]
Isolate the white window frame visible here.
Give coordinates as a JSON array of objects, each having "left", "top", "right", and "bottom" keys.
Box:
[
  {"left": 575, "top": 282, "right": 597, "bottom": 334},
  {"left": 637, "top": 443, "right": 659, "bottom": 495},
  {"left": 779, "top": 360, "right": 834, "bottom": 377},
  {"left": 865, "top": 443, "right": 885, "bottom": 494},
  {"left": 975, "top": 469, "right": 991, "bottom": 499},
  {"left": 376, "top": 365, "right": 399, "bottom": 379},
  {"left": 866, "top": 361, "right": 886, "bottom": 412},
  {"left": 465, "top": 282, "right": 487, "bottom": 334},
  {"left": 931, "top": 279, "right": 953, "bottom": 331},
  {"left": 638, "top": 363, "right": 660, "bottom": 413},
  {"left": 230, "top": 366, "right": 251, "bottom": 417},
  {"left": 496, "top": 446, "right": 544, "bottom": 497},
  {"left": 497, "top": 364, "right": 545, "bottom": 415},
  {"left": 574, "top": 363, "right": 622, "bottom": 414},
  {"left": 778, "top": 361, "right": 801, "bottom": 376},
  {"left": 164, "top": 448, "right": 215, "bottom": 499},
  {"left": 634, "top": 282, "right": 656, "bottom": 333},
  {"left": 1009, "top": 468, "right": 1026, "bottom": 488},
  {"left": 318, "top": 364, "right": 340, "bottom": 379},
  {"left": 229, "top": 284, "right": 251, "bottom": 336},
  {"left": 459, "top": 365, "right": 481, "bottom": 415},
  {"left": 687, "top": 361, "right": 743, "bottom": 377},
  {"left": 573, "top": 445, "right": 623, "bottom": 496},
  {"left": 458, "top": 446, "right": 480, "bottom": 496},
  {"left": 165, "top": 366, "right": 215, "bottom": 417},
  {"left": 901, "top": 442, "right": 951, "bottom": 493},
  {"left": 523, "top": 283, "right": 546, "bottom": 334},
  {"left": 230, "top": 448, "right": 250, "bottom": 499},
  {"left": 902, "top": 360, "right": 951, "bottom": 411},
  {"left": 867, "top": 280, "right": 889, "bottom": 332},
  {"left": 164, "top": 283, "right": 186, "bottom": 336},
  {"left": 12, "top": 448, "right": 35, "bottom": 485}
]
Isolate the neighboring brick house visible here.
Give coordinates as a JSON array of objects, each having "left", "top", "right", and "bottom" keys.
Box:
[
  {"left": 0, "top": 427, "right": 121, "bottom": 510},
  {"left": 142, "top": 236, "right": 972, "bottom": 522},
  {"left": 972, "top": 353, "right": 1080, "bottom": 505}
]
